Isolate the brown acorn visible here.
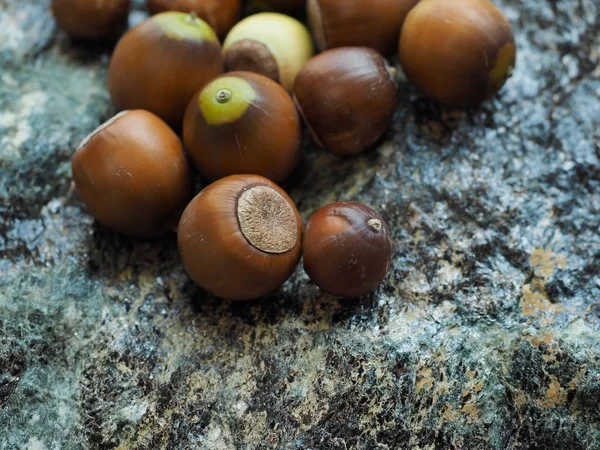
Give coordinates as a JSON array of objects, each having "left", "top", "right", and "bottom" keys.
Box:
[
  {"left": 399, "top": 0, "right": 517, "bottom": 107},
  {"left": 303, "top": 202, "right": 392, "bottom": 298},
  {"left": 308, "top": 0, "right": 418, "bottom": 55},
  {"left": 108, "top": 11, "right": 222, "bottom": 128},
  {"left": 178, "top": 174, "right": 303, "bottom": 300},
  {"left": 71, "top": 110, "right": 194, "bottom": 237},
  {"left": 146, "top": 0, "right": 241, "bottom": 37},
  {"left": 293, "top": 47, "right": 398, "bottom": 155},
  {"left": 51, "top": 0, "right": 130, "bottom": 40},
  {"left": 183, "top": 71, "right": 301, "bottom": 182}
]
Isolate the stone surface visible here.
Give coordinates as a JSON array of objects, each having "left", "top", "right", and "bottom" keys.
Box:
[{"left": 1, "top": 0, "right": 600, "bottom": 448}]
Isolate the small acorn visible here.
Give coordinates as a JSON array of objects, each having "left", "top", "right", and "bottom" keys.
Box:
[
  {"left": 146, "top": 0, "right": 241, "bottom": 37},
  {"left": 303, "top": 202, "right": 392, "bottom": 298},
  {"left": 399, "top": 0, "right": 516, "bottom": 107},
  {"left": 293, "top": 47, "right": 398, "bottom": 155},
  {"left": 308, "top": 0, "right": 418, "bottom": 55},
  {"left": 223, "top": 13, "right": 314, "bottom": 92},
  {"left": 183, "top": 71, "right": 301, "bottom": 182},
  {"left": 178, "top": 174, "right": 303, "bottom": 301},
  {"left": 51, "top": 0, "right": 130, "bottom": 40},
  {"left": 108, "top": 12, "right": 222, "bottom": 128},
  {"left": 71, "top": 110, "right": 193, "bottom": 237}
]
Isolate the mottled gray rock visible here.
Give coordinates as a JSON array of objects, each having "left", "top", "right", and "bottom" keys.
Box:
[{"left": 1, "top": 0, "right": 600, "bottom": 449}]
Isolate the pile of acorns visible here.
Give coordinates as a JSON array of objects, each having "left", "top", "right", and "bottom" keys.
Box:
[{"left": 54, "top": 0, "right": 516, "bottom": 301}]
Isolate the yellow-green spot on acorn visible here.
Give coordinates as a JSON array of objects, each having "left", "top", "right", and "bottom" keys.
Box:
[
  {"left": 198, "top": 76, "right": 257, "bottom": 125},
  {"left": 153, "top": 11, "right": 218, "bottom": 42},
  {"left": 488, "top": 43, "right": 517, "bottom": 97}
]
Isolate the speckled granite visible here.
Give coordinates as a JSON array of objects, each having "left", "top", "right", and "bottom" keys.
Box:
[{"left": 1, "top": 0, "right": 600, "bottom": 449}]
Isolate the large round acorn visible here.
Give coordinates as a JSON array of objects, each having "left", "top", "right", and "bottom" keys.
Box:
[
  {"left": 51, "top": 0, "right": 130, "bottom": 40},
  {"left": 399, "top": 0, "right": 516, "bottom": 107},
  {"left": 71, "top": 110, "right": 193, "bottom": 238},
  {"left": 293, "top": 47, "right": 398, "bottom": 156},
  {"left": 178, "top": 174, "right": 303, "bottom": 301},
  {"left": 308, "top": 0, "right": 418, "bottom": 55},
  {"left": 183, "top": 71, "right": 301, "bottom": 182},
  {"left": 303, "top": 202, "right": 392, "bottom": 298},
  {"left": 108, "top": 11, "right": 222, "bottom": 128},
  {"left": 223, "top": 13, "right": 314, "bottom": 92},
  {"left": 146, "top": 0, "right": 241, "bottom": 37}
]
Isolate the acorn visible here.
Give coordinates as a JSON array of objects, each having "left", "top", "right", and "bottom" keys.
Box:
[
  {"left": 108, "top": 12, "right": 222, "bottom": 128},
  {"left": 223, "top": 13, "right": 314, "bottom": 92},
  {"left": 308, "top": 0, "right": 418, "bottom": 55},
  {"left": 51, "top": 0, "right": 130, "bottom": 40},
  {"left": 293, "top": 47, "right": 398, "bottom": 156},
  {"left": 303, "top": 202, "right": 392, "bottom": 298},
  {"left": 71, "top": 110, "right": 194, "bottom": 238},
  {"left": 183, "top": 71, "right": 301, "bottom": 182},
  {"left": 146, "top": 0, "right": 241, "bottom": 37},
  {"left": 399, "top": 0, "right": 517, "bottom": 107},
  {"left": 178, "top": 174, "right": 303, "bottom": 300}
]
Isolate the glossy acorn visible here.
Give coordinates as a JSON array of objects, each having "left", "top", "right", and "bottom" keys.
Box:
[
  {"left": 71, "top": 110, "right": 194, "bottom": 238},
  {"left": 308, "top": 0, "right": 418, "bottom": 55},
  {"left": 178, "top": 174, "right": 303, "bottom": 301},
  {"left": 108, "top": 12, "right": 222, "bottom": 128},
  {"left": 399, "top": 0, "right": 517, "bottom": 107},
  {"left": 293, "top": 47, "right": 398, "bottom": 155},
  {"left": 51, "top": 0, "right": 130, "bottom": 40},
  {"left": 183, "top": 71, "right": 301, "bottom": 182},
  {"left": 303, "top": 202, "right": 392, "bottom": 298},
  {"left": 223, "top": 13, "right": 314, "bottom": 92},
  {"left": 146, "top": 0, "right": 241, "bottom": 37}
]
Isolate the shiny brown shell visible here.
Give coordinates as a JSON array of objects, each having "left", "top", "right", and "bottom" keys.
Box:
[
  {"left": 71, "top": 110, "right": 194, "bottom": 237},
  {"left": 178, "top": 174, "right": 303, "bottom": 300},
  {"left": 399, "top": 0, "right": 517, "bottom": 107},
  {"left": 308, "top": 0, "right": 418, "bottom": 55},
  {"left": 146, "top": 0, "right": 241, "bottom": 37},
  {"left": 183, "top": 71, "right": 301, "bottom": 182},
  {"left": 108, "top": 12, "right": 222, "bottom": 128},
  {"left": 293, "top": 47, "right": 398, "bottom": 156},
  {"left": 51, "top": 0, "right": 130, "bottom": 39},
  {"left": 303, "top": 202, "right": 392, "bottom": 298}
]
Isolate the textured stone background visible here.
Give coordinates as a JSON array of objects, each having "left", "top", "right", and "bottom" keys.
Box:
[{"left": 1, "top": 0, "right": 599, "bottom": 449}]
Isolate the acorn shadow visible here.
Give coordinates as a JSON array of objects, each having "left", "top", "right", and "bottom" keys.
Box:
[
  {"left": 83, "top": 221, "right": 180, "bottom": 282},
  {"left": 187, "top": 276, "right": 382, "bottom": 332}
]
